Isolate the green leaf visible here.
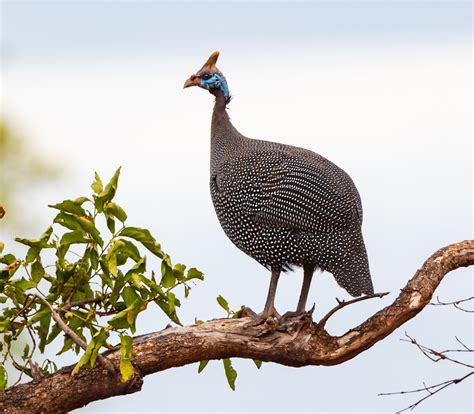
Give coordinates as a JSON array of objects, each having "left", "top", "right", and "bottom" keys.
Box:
[
  {"left": 104, "top": 239, "right": 125, "bottom": 277},
  {"left": 187, "top": 268, "right": 204, "bottom": 281},
  {"left": 222, "top": 358, "right": 237, "bottom": 391},
  {"left": 73, "top": 197, "right": 90, "bottom": 205},
  {"left": 198, "top": 360, "right": 209, "bottom": 373},
  {"left": 41, "top": 359, "right": 58, "bottom": 376},
  {"left": 12, "top": 278, "right": 36, "bottom": 291},
  {"left": 156, "top": 296, "right": 181, "bottom": 326},
  {"left": 0, "top": 254, "right": 17, "bottom": 265},
  {"left": 31, "top": 260, "right": 45, "bottom": 284},
  {"left": 28, "top": 307, "right": 50, "bottom": 325},
  {"left": 49, "top": 200, "right": 87, "bottom": 217},
  {"left": 94, "top": 167, "right": 121, "bottom": 212},
  {"left": 161, "top": 261, "right": 175, "bottom": 289},
  {"left": 167, "top": 291, "right": 176, "bottom": 315},
  {"left": 105, "top": 202, "right": 127, "bottom": 222},
  {"left": 89, "top": 246, "right": 99, "bottom": 270},
  {"left": 107, "top": 303, "right": 134, "bottom": 329},
  {"left": 124, "top": 256, "right": 146, "bottom": 279},
  {"left": 253, "top": 359, "right": 263, "bottom": 369},
  {"left": 0, "top": 364, "right": 7, "bottom": 390},
  {"left": 91, "top": 172, "right": 103, "bottom": 194},
  {"left": 130, "top": 273, "right": 142, "bottom": 289},
  {"left": 38, "top": 310, "right": 52, "bottom": 353},
  {"left": 141, "top": 275, "right": 164, "bottom": 296},
  {"left": 40, "top": 226, "right": 53, "bottom": 241},
  {"left": 120, "top": 227, "right": 164, "bottom": 259},
  {"left": 119, "top": 335, "right": 134, "bottom": 382},
  {"left": 15, "top": 226, "right": 53, "bottom": 250},
  {"left": 15, "top": 237, "right": 50, "bottom": 249},
  {"left": 76, "top": 216, "right": 103, "bottom": 247},
  {"left": 122, "top": 286, "right": 139, "bottom": 307},
  {"left": 25, "top": 246, "right": 40, "bottom": 264},
  {"left": 57, "top": 337, "right": 74, "bottom": 356},
  {"left": 217, "top": 295, "right": 230, "bottom": 314},
  {"left": 106, "top": 216, "right": 115, "bottom": 233},
  {"left": 60, "top": 230, "right": 90, "bottom": 246},
  {"left": 72, "top": 340, "right": 95, "bottom": 375},
  {"left": 106, "top": 252, "right": 117, "bottom": 277},
  {"left": 173, "top": 263, "right": 186, "bottom": 283},
  {"left": 46, "top": 324, "right": 62, "bottom": 346},
  {"left": 0, "top": 319, "right": 10, "bottom": 333},
  {"left": 56, "top": 244, "right": 69, "bottom": 261},
  {"left": 0, "top": 242, "right": 4, "bottom": 254},
  {"left": 54, "top": 212, "right": 82, "bottom": 231},
  {"left": 117, "top": 240, "right": 141, "bottom": 262},
  {"left": 90, "top": 329, "right": 109, "bottom": 367},
  {"left": 22, "top": 343, "right": 30, "bottom": 360}
]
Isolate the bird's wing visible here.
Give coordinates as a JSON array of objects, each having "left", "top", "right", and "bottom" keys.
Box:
[{"left": 221, "top": 149, "right": 362, "bottom": 233}]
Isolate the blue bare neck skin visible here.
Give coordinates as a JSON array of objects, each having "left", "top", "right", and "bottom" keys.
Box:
[{"left": 200, "top": 73, "right": 229, "bottom": 99}]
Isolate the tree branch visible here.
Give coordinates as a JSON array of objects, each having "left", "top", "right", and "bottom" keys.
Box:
[
  {"left": 430, "top": 295, "right": 474, "bottom": 312},
  {"left": 378, "top": 371, "right": 474, "bottom": 413},
  {"left": 2, "top": 240, "right": 473, "bottom": 414},
  {"left": 31, "top": 293, "right": 115, "bottom": 374}
]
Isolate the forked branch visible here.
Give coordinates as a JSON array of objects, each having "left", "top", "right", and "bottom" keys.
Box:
[
  {"left": 380, "top": 333, "right": 473, "bottom": 412},
  {"left": 2, "top": 240, "right": 473, "bottom": 414}
]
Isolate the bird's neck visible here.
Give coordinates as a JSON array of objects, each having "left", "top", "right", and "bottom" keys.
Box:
[{"left": 210, "top": 92, "right": 243, "bottom": 174}]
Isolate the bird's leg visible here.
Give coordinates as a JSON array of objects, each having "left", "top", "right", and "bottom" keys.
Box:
[
  {"left": 244, "top": 267, "right": 281, "bottom": 327},
  {"left": 283, "top": 264, "right": 315, "bottom": 318},
  {"left": 296, "top": 264, "right": 315, "bottom": 312},
  {"left": 261, "top": 267, "right": 281, "bottom": 317}
]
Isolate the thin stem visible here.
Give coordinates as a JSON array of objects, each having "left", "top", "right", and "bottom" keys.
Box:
[
  {"left": 379, "top": 371, "right": 474, "bottom": 413},
  {"left": 318, "top": 292, "right": 389, "bottom": 329},
  {"left": 62, "top": 297, "right": 103, "bottom": 312}
]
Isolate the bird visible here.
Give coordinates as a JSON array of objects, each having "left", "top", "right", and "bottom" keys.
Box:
[{"left": 184, "top": 51, "right": 374, "bottom": 322}]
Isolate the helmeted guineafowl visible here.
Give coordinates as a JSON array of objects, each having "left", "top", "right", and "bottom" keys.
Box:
[{"left": 184, "top": 51, "right": 374, "bottom": 321}]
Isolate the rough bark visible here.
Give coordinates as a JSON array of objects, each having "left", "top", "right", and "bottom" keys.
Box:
[{"left": 1, "top": 240, "right": 473, "bottom": 413}]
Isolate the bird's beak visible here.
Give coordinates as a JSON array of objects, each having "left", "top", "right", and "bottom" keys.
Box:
[{"left": 183, "top": 74, "right": 200, "bottom": 89}]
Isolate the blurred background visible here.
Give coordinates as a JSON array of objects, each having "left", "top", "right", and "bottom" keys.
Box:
[{"left": 1, "top": 1, "right": 472, "bottom": 413}]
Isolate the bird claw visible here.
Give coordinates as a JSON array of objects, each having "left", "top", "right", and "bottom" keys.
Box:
[
  {"left": 243, "top": 307, "right": 280, "bottom": 328},
  {"left": 281, "top": 303, "right": 315, "bottom": 319},
  {"left": 281, "top": 310, "right": 303, "bottom": 319},
  {"left": 239, "top": 306, "right": 257, "bottom": 318}
]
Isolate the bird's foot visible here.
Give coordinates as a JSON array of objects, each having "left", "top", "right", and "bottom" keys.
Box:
[
  {"left": 277, "top": 305, "right": 315, "bottom": 332},
  {"left": 281, "top": 304, "right": 316, "bottom": 322},
  {"left": 281, "top": 303, "right": 315, "bottom": 321},
  {"left": 281, "top": 310, "right": 303, "bottom": 319},
  {"left": 243, "top": 307, "right": 280, "bottom": 329},
  {"left": 238, "top": 306, "right": 257, "bottom": 318}
]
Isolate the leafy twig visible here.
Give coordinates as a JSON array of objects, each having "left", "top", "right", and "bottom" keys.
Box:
[{"left": 32, "top": 293, "right": 115, "bottom": 373}]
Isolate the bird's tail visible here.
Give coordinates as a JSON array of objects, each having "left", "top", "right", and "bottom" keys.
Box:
[{"left": 324, "top": 229, "right": 374, "bottom": 297}]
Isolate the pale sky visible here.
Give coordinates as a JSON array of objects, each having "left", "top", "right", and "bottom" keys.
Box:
[{"left": 1, "top": 1, "right": 472, "bottom": 413}]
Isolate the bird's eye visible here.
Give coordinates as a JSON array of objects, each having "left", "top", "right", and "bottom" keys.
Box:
[{"left": 201, "top": 72, "right": 211, "bottom": 80}]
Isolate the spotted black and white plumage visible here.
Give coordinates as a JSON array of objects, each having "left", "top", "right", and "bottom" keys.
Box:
[
  {"left": 184, "top": 51, "right": 374, "bottom": 308},
  {"left": 210, "top": 128, "right": 373, "bottom": 297}
]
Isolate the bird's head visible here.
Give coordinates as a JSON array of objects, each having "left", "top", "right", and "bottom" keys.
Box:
[{"left": 183, "top": 51, "right": 230, "bottom": 100}]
